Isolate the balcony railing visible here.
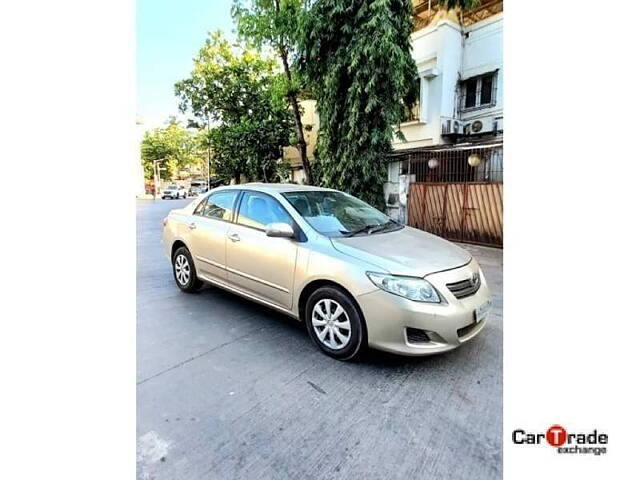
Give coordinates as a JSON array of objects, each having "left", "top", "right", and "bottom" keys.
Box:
[
  {"left": 413, "top": 0, "right": 503, "bottom": 31},
  {"left": 461, "top": 0, "right": 503, "bottom": 26},
  {"left": 413, "top": 0, "right": 438, "bottom": 31}
]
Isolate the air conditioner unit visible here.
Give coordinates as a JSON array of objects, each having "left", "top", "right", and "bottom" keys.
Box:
[
  {"left": 463, "top": 117, "right": 502, "bottom": 136},
  {"left": 494, "top": 116, "right": 504, "bottom": 132},
  {"left": 441, "top": 118, "right": 462, "bottom": 136}
]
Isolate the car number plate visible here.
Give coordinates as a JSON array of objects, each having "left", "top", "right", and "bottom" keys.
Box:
[{"left": 474, "top": 300, "right": 492, "bottom": 323}]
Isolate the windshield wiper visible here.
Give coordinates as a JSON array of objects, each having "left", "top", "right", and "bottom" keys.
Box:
[
  {"left": 342, "top": 224, "right": 379, "bottom": 237},
  {"left": 342, "top": 219, "right": 402, "bottom": 237},
  {"left": 369, "top": 219, "right": 402, "bottom": 234}
]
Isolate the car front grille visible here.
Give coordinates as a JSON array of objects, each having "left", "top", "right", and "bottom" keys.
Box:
[{"left": 446, "top": 274, "right": 481, "bottom": 299}]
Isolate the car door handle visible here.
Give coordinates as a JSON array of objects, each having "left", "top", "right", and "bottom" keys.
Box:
[
  {"left": 228, "top": 233, "right": 241, "bottom": 243},
  {"left": 188, "top": 222, "right": 197, "bottom": 230}
]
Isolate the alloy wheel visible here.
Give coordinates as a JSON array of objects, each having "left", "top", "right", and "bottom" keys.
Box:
[
  {"left": 311, "top": 299, "right": 351, "bottom": 350},
  {"left": 174, "top": 254, "right": 190, "bottom": 285}
]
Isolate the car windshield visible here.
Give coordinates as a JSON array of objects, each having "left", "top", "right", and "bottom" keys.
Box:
[
  {"left": 166, "top": 185, "right": 177, "bottom": 190},
  {"left": 283, "top": 190, "right": 403, "bottom": 238}
]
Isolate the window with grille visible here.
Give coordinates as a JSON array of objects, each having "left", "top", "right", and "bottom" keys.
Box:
[{"left": 460, "top": 72, "right": 498, "bottom": 111}]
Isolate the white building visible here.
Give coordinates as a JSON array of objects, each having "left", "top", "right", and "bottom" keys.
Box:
[
  {"left": 282, "top": 99, "right": 320, "bottom": 184},
  {"left": 386, "top": 1, "right": 503, "bottom": 223}
]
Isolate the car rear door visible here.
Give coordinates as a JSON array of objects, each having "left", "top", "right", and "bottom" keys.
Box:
[
  {"left": 225, "top": 191, "right": 299, "bottom": 310},
  {"left": 187, "top": 190, "right": 239, "bottom": 284}
]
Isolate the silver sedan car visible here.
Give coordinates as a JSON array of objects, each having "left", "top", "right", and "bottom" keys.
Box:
[{"left": 162, "top": 183, "right": 491, "bottom": 360}]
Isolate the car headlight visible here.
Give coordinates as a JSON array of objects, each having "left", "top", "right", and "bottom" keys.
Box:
[{"left": 366, "top": 272, "right": 442, "bottom": 303}]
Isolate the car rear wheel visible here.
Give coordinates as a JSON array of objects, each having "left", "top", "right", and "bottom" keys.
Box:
[
  {"left": 305, "top": 286, "right": 367, "bottom": 361},
  {"left": 172, "top": 246, "right": 202, "bottom": 293}
]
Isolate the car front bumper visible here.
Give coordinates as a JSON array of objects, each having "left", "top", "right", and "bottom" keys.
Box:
[{"left": 356, "top": 260, "right": 491, "bottom": 356}]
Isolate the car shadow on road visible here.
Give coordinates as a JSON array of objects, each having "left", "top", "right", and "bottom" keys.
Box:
[{"left": 197, "top": 283, "right": 464, "bottom": 371}]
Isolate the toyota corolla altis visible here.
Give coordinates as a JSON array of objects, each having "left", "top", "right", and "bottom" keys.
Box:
[{"left": 162, "top": 183, "right": 491, "bottom": 360}]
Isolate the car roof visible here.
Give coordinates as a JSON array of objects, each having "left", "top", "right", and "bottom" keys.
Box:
[{"left": 214, "top": 183, "right": 337, "bottom": 194}]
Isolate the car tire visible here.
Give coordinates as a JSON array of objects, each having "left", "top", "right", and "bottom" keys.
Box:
[
  {"left": 305, "top": 286, "right": 367, "bottom": 361},
  {"left": 172, "top": 246, "right": 202, "bottom": 293}
]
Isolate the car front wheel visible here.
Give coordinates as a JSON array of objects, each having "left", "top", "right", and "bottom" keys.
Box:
[
  {"left": 172, "top": 246, "right": 202, "bottom": 293},
  {"left": 305, "top": 286, "right": 367, "bottom": 361}
]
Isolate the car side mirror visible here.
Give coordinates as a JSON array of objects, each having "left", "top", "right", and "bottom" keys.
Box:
[{"left": 265, "top": 222, "right": 295, "bottom": 238}]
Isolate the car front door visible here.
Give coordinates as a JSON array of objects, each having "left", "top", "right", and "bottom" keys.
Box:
[
  {"left": 187, "top": 190, "right": 239, "bottom": 284},
  {"left": 225, "top": 191, "right": 299, "bottom": 310}
]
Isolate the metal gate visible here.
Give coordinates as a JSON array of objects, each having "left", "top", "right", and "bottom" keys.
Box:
[
  {"left": 400, "top": 143, "right": 503, "bottom": 248},
  {"left": 407, "top": 182, "right": 503, "bottom": 247}
]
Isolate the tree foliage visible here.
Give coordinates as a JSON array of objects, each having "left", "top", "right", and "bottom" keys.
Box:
[
  {"left": 233, "top": 0, "right": 314, "bottom": 183},
  {"left": 175, "top": 31, "right": 294, "bottom": 183},
  {"left": 232, "top": 0, "right": 302, "bottom": 58},
  {"left": 300, "top": 0, "right": 418, "bottom": 208},
  {"left": 140, "top": 119, "right": 202, "bottom": 181}
]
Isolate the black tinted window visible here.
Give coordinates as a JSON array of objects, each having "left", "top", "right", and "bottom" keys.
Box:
[
  {"left": 480, "top": 74, "right": 493, "bottom": 105},
  {"left": 199, "top": 191, "right": 237, "bottom": 221},
  {"left": 237, "top": 192, "right": 291, "bottom": 230},
  {"left": 464, "top": 78, "right": 477, "bottom": 108}
]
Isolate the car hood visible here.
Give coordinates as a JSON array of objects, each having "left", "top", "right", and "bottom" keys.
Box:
[{"left": 330, "top": 226, "right": 472, "bottom": 277}]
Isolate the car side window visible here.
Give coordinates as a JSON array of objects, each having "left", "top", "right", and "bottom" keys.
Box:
[
  {"left": 197, "top": 191, "right": 237, "bottom": 221},
  {"left": 237, "top": 192, "right": 292, "bottom": 231},
  {"left": 193, "top": 198, "right": 206, "bottom": 216}
]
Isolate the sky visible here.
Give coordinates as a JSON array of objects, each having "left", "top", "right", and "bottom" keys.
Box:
[{"left": 137, "top": 0, "right": 235, "bottom": 129}]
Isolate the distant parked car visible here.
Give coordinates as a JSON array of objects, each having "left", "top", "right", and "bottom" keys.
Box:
[
  {"left": 189, "top": 185, "right": 206, "bottom": 197},
  {"left": 162, "top": 185, "right": 187, "bottom": 199}
]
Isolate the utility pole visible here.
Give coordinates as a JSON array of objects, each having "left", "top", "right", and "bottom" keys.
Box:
[
  {"left": 153, "top": 159, "right": 165, "bottom": 200},
  {"left": 206, "top": 118, "right": 211, "bottom": 191},
  {"left": 153, "top": 161, "right": 158, "bottom": 200},
  {"left": 206, "top": 149, "right": 210, "bottom": 191}
]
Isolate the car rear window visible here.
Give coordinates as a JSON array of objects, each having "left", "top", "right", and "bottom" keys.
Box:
[{"left": 195, "top": 191, "right": 238, "bottom": 221}]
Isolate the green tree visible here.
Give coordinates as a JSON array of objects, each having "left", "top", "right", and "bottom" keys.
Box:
[
  {"left": 233, "top": 0, "right": 314, "bottom": 184},
  {"left": 300, "top": 0, "right": 418, "bottom": 209},
  {"left": 140, "top": 120, "right": 201, "bottom": 181},
  {"left": 175, "top": 31, "right": 294, "bottom": 184}
]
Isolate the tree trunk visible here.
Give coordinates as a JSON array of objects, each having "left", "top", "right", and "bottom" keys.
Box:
[
  {"left": 275, "top": 0, "right": 313, "bottom": 184},
  {"left": 287, "top": 85, "right": 313, "bottom": 184},
  {"left": 281, "top": 50, "right": 312, "bottom": 184}
]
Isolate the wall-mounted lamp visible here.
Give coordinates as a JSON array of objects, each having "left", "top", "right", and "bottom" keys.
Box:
[{"left": 468, "top": 153, "right": 482, "bottom": 167}]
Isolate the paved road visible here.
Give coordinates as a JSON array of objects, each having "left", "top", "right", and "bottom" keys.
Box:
[{"left": 137, "top": 197, "right": 503, "bottom": 480}]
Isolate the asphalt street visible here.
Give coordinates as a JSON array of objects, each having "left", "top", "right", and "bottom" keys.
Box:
[{"left": 137, "top": 197, "right": 503, "bottom": 480}]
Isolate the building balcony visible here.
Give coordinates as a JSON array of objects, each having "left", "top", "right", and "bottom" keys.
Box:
[{"left": 413, "top": 0, "right": 503, "bottom": 31}]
